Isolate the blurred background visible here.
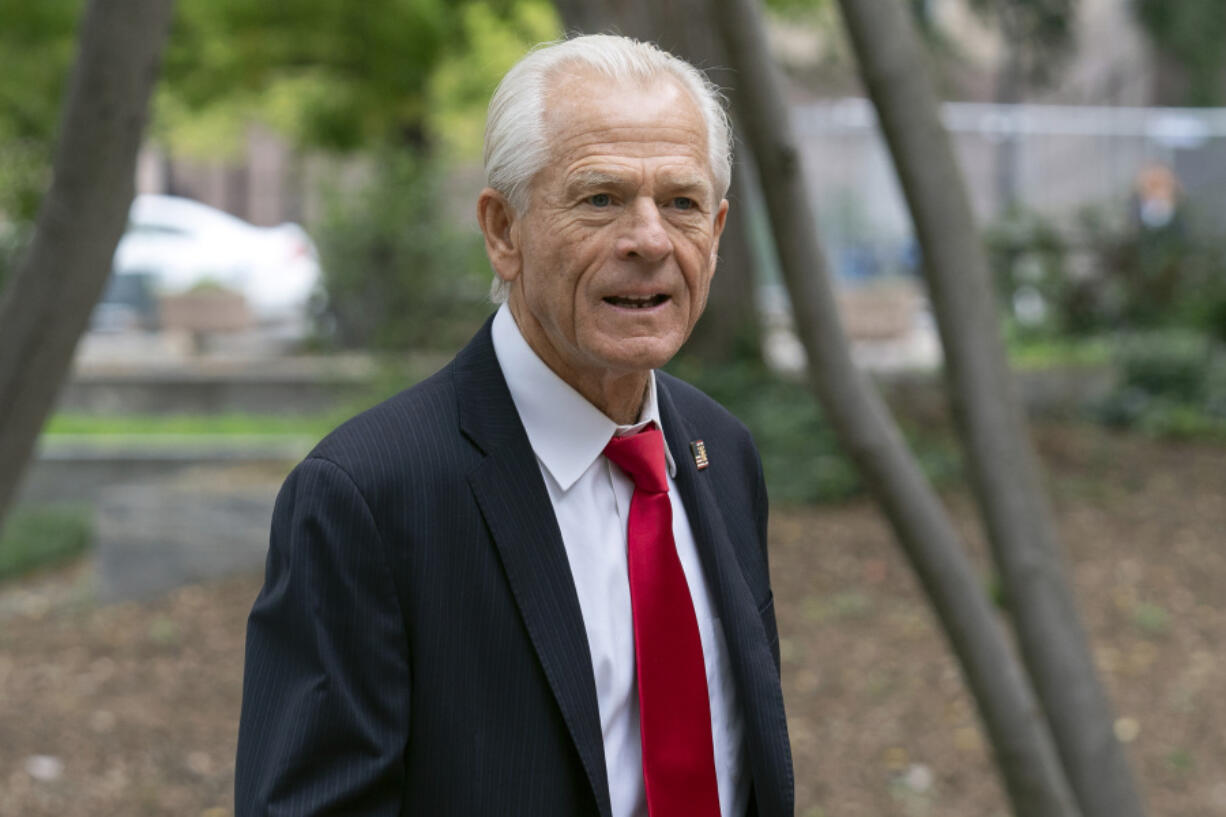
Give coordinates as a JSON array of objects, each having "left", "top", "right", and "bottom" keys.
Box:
[{"left": 1, "top": 0, "right": 1224, "bottom": 815}]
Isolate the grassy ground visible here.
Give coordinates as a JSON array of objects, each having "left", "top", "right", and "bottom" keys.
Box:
[
  {"left": 43, "top": 412, "right": 342, "bottom": 438},
  {"left": 1, "top": 422, "right": 1223, "bottom": 816}
]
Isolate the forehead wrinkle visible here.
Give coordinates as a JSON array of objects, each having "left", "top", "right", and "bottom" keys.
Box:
[
  {"left": 542, "top": 69, "right": 694, "bottom": 124},
  {"left": 541, "top": 74, "right": 709, "bottom": 151},
  {"left": 559, "top": 126, "right": 707, "bottom": 164},
  {"left": 556, "top": 136, "right": 711, "bottom": 174}
]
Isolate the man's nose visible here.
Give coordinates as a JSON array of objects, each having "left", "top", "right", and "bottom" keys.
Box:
[{"left": 615, "top": 198, "right": 672, "bottom": 263}]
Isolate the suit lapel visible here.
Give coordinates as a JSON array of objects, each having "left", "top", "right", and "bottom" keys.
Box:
[
  {"left": 657, "top": 379, "right": 794, "bottom": 817},
  {"left": 454, "top": 321, "right": 613, "bottom": 817}
]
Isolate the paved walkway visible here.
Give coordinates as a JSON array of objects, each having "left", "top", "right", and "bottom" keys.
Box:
[{"left": 93, "top": 466, "right": 281, "bottom": 602}]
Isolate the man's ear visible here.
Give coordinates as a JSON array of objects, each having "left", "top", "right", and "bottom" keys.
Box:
[
  {"left": 477, "top": 188, "right": 522, "bottom": 284},
  {"left": 709, "top": 198, "right": 729, "bottom": 268}
]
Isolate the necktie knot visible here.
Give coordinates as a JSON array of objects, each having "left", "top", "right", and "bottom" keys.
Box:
[{"left": 603, "top": 426, "right": 669, "bottom": 494}]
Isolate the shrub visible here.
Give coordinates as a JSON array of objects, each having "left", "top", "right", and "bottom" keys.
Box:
[
  {"left": 985, "top": 207, "right": 1074, "bottom": 336},
  {"left": 1091, "top": 330, "right": 1226, "bottom": 438},
  {"left": 313, "top": 150, "right": 491, "bottom": 352},
  {"left": 986, "top": 205, "right": 1226, "bottom": 341},
  {"left": 666, "top": 356, "right": 960, "bottom": 504},
  {"left": 0, "top": 504, "right": 92, "bottom": 581},
  {"left": 0, "top": 219, "right": 31, "bottom": 293},
  {"left": 1116, "top": 330, "right": 1211, "bottom": 404}
]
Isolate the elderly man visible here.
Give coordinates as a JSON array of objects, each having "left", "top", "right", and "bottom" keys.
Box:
[{"left": 236, "top": 34, "right": 792, "bottom": 817}]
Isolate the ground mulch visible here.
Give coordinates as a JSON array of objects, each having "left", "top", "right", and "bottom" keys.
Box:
[
  {"left": 1, "top": 422, "right": 1223, "bottom": 816},
  {"left": 776, "top": 423, "right": 1226, "bottom": 816}
]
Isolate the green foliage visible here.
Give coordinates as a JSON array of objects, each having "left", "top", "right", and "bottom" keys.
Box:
[
  {"left": 45, "top": 412, "right": 339, "bottom": 438},
  {"left": 666, "top": 357, "right": 961, "bottom": 504},
  {"left": 667, "top": 357, "right": 856, "bottom": 503},
  {"left": 0, "top": 0, "right": 84, "bottom": 221},
  {"left": 1133, "top": 0, "right": 1226, "bottom": 106},
  {"left": 164, "top": 0, "right": 456, "bottom": 152},
  {"left": 1091, "top": 330, "right": 1226, "bottom": 439},
  {"left": 1117, "top": 331, "right": 1210, "bottom": 404},
  {"left": 1095, "top": 216, "right": 1226, "bottom": 339},
  {"left": 159, "top": 0, "right": 559, "bottom": 157},
  {"left": 0, "top": 218, "right": 30, "bottom": 291},
  {"left": 426, "top": 0, "right": 559, "bottom": 161},
  {"left": 1007, "top": 333, "right": 1112, "bottom": 370},
  {"left": 150, "top": 0, "right": 559, "bottom": 354},
  {"left": 966, "top": 0, "right": 1078, "bottom": 87},
  {"left": 0, "top": 139, "right": 54, "bottom": 228},
  {"left": 987, "top": 208, "right": 1084, "bottom": 336},
  {"left": 0, "top": 0, "right": 560, "bottom": 228},
  {"left": 988, "top": 206, "right": 1226, "bottom": 342},
  {"left": 314, "top": 151, "right": 491, "bottom": 351},
  {"left": 44, "top": 360, "right": 436, "bottom": 441},
  {"left": 1130, "top": 401, "right": 1226, "bottom": 441},
  {"left": 0, "top": 503, "right": 91, "bottom": 581},
  {"left": 762, "top": 0, "right": 832, "bottom": 17}
]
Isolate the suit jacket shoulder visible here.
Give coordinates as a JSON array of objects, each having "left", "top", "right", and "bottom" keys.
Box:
[
  {"left": 309, "top": 363, "right": 464, "bottom": 483},
  {"left": 301, "top": 354, "right": 509, "bottom": 560}
]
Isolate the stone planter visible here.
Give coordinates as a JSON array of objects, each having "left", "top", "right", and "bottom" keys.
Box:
[{"left": 158, "top": 290, "right": 253, "bottom": 334}]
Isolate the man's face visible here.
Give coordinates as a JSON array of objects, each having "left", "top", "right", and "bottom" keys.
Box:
[{"left": 488, "top": 71, "right": 727, "bottom": 395}]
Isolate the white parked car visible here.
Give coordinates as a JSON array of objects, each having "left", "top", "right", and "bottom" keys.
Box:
[{"left": 108, "top": 194, "right": 322, "bottom": 332}]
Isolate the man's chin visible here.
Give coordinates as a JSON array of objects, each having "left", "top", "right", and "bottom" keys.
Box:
[{"left": 590, "top": 336, "right": 683, "bottom": 374}]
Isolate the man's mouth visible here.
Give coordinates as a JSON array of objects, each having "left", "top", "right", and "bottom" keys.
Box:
[{"left": 603, "top": 294, "right": 669, "bottom": 309}]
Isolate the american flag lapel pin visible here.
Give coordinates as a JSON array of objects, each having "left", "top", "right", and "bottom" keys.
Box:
[{"left": 689, "top": 439, "right": 709, "bottom": 470}]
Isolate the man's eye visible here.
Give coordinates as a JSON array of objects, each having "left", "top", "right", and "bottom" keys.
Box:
[
  {"left": 588, "top": 193, "right": 612, "bottom": 207},
  {"left": 672, "top": 197, "right": 695, "bottom": 210}
]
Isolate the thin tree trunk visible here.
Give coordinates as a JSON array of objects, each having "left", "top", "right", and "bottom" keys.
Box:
[
  {"left": 0, "top": 0, "right": 176, "bottom": 529},
  {"left": 833, "top": 1, "right": 1147, "bottom": 816},
  {"left": 553, "top": 0, "right": 765, "bottom": 363},
  {"left": 710, "top": 0, "right": 1081, "bottom": 814},
  {"left": 553, "top": 0, "right": 617, "bottom": 33},
  {"left": 993, "top": 44, "right": 1024, "bottom": 217},
  {"left": 686, "top": 130, "right": 760, "bottom": 360},
  {"left": 687, "top": 134, "right": 762, "bottom": 361}
]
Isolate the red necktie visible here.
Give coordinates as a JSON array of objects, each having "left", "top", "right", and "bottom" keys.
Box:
[{"left": 603, "top": 426, "right": 722, "bottom": 817}]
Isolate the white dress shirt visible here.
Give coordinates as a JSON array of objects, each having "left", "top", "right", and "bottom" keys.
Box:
[{"left": 491, "top": 305, "right": 747, "bottom": 817}]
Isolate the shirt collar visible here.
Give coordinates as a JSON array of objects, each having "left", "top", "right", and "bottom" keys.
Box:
[{"left": 491, "top": 304, "right": 677, "bottom": 491}]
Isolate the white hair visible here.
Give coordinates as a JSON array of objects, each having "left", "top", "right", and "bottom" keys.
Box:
[{"left": 483, "top": 34, "right": 733, "bottom": 303}]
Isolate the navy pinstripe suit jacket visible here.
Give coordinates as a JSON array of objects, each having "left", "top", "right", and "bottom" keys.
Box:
[{"left": 235, "top": 317, "right": 794, "bottom": 816}]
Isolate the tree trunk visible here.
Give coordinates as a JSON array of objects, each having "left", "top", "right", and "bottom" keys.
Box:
[
  {"left": 686, "top": 152, "right": 762, "bottom": 362},
  {"left": 993, "top": 43, "right": 1024, "bottom": 218},
  {"left": 710, "top": 0, "right": 1081, "bottom": 814},
  {"left": 833, "top": 2, "right": 1148, "bottom": 816},
  {"left": 552, "top": 0, "right": 764, "bottom": 363},
  {"left": 552, "top": 0, "right": 617, "bottom": 33},
  {"left": 0, "top": 0, "right": 176, "bottom": 530}
]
